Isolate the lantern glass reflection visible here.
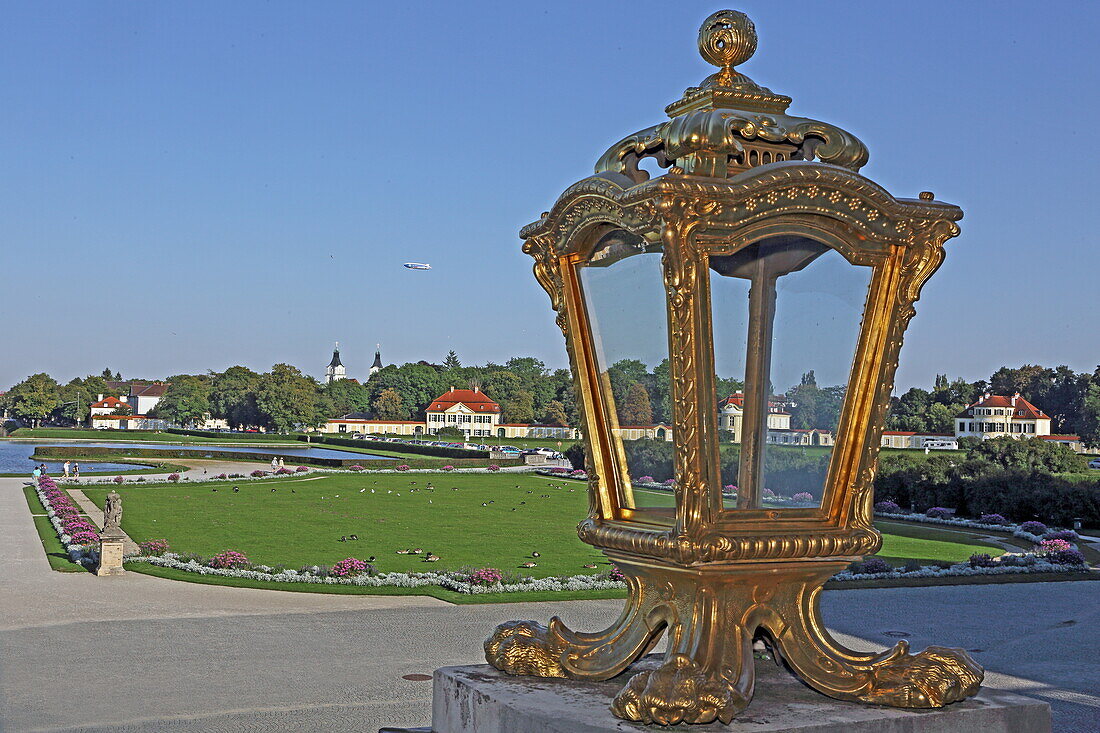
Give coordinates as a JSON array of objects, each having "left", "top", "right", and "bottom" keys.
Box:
[
  {"left": 577, "top": 230, "right": 673, "bottom": 515},
  {"left": 710, "top": 238, "right": 871, "bottom": 512}
]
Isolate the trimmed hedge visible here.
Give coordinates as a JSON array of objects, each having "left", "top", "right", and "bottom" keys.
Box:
[
  {"left": 32, "top": 445, "right": 523, "bottom": 471},
  {"left": 165, "top": 428, "right": 492, "bottom": 459},
  {"left": 299, "top": 434, "right": 491, "bottom": 459}
]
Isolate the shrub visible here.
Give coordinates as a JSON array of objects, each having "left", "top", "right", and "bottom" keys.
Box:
[
  {"left": 275, "top": 467, "right": 293, "bottom": 475},
  {"left": 1048, "top": 549, "right": 1087, "bottom": 566},
  {"left": 874, "top": 500, "right": 902, "bottom": 513},
  {"left": 1044, "top": 529, "right": 1079, "bottom": 542},
  {"left": 330, "top": 557, "right": 374, "bottom": 577},
  {"left": 486, "top": 464, "right": 500, "bottom": 472},
  {"left": 1019, "top": 521, "right": 1048, "bottom": 536},
  {"left": 570, "top": 469, "right": 586, "bottom": 477},
  {"left": 349, "top": 465, "right": 365, "bottom": 472},
  {"left": 1038, "top": 538, "right": 1074, "bottom": 554},
  {"left": 925, "top": 507, "right": 952, "bottom": 519},
  {"left": 442, "top": 465, "right": 455, "bottom": 472},
  {"left": 167, "top": 473, "right": 181, "bottom": 482},
  {"left": 638, "top": 475, "right": 654, "bottom": 483},
  {"left": 978, "top": 513, "right": 1008, "bottom": 525},
  {"left": 295, "top": 465, "right": 309, "bottom": 473},
  {"left": 250, "top": 470, "right": 266, "bottom": 478},
  {"left": 762, "top": 488, "right": 777, "bottom": 498},
  {"left": 69, "top": 530, "right": 100, "bottom": 544},
  {"left": 608, "top": 565, "right": 625, "bottom": 582},
  {"left": 208, "top": 550, "right": 250, "bottom": 569},
  {"left": 861, "top": 557, "right": 892, "bottom": 574},
  {"left": 792, "top": 492, "right": 814, "bottom": 503},
  {"left": 722, "top": 484, "right": 737, "bottom": 494},
  {"left": 902, "top": 559, "right": 923, "bottom": 573},
  {"left": 396, "top": 464, "right": 411, "bottom": 472},
  {"left": 662, "top": 478, "right": 676, "bottom": 486},
  {"left": 968, "top": 553, "right": 996, "bottom": 568},
  {"left": 138, "top": 539, "right": 170, "bottom": 556},
  {"left": 112, "top": 476, "right": 124, "bottom": 484},
  {"left": 467, "top": 568, "right": 504, "bottom": 586},
  {"left": 215, "top": 473, "right": 228, "bottom": 480}
]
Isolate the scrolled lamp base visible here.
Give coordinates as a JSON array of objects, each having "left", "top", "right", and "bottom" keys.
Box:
[{"left": 485, "top": 558, "right": 982, "bottom": 726}]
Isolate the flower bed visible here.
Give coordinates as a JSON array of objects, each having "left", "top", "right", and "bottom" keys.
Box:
[
  {"left": 34, "top": 476, "right": 98, "bottom": 567},
  {"left": 834, "top": 552, "right": 1089, "bottom": 582},
  {"left": 873, "top": 507, "right": 1080, "bottom": 546}
]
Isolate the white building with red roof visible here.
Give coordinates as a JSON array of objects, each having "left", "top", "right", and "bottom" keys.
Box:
[
  {"left": 954, "top": 393, "right": 1052, "bottom": 440},
  {"left": 426, "top": 386, "right": 501, "bottom": 438},
  {"left": 88, "top": 395, "right": 131, "bottom": 417},
  {"left": 718, "top": 392, "right": 794, "bottom": 443}
]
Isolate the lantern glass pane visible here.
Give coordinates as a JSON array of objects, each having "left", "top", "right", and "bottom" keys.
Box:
[
  {"left": 709, "top": 238, "right": 871, "bottom": 512},
  {"left": 709, "top": 271, "right": 750, "bottom": 509},
  {"left": 578, "top": 230, "right": 673, "bottom": 515}
]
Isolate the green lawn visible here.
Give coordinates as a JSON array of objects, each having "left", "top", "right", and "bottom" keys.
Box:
[{"left": 83, "top": 473, "right": 1000, "bottom": 585}]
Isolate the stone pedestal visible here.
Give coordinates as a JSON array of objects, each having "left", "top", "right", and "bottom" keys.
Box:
[
  {"left": 96, "top": 537, "right": 125, "bottom": 576},
  {"left": 429, "top": 655, "right": 1049, "bottom": 733}
]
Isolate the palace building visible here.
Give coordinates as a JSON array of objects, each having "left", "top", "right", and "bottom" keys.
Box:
[{"left": 954, "top": 393, "right": 1051, "bottom": 439}]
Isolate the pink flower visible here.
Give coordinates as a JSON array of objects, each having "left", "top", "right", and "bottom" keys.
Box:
[{"left": 208, "top": 550, "right": 250, "bottom": 569}]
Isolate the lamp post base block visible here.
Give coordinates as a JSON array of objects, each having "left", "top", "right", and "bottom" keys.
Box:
[{"left": 432, "top": 655, "right": 1049, "bottom": 733}]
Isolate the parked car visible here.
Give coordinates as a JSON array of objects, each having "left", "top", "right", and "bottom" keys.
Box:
[{"left": 1088, "top": 458, "right": 1100, "bottom": 470}]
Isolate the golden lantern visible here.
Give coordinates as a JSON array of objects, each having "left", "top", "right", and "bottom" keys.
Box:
[{"left": 485, "top": 9, "right": 982, "bottom": 726}]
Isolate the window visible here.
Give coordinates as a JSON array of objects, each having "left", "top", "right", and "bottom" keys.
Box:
[{"left": 338, "top": 424, "right": 347, "bottom": 433}]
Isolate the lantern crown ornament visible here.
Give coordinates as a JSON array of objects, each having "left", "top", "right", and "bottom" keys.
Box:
[
  {"left": 491, "top": 10, "right": 979, "bottom": 727},
  {"left": 594, "top": 9, "right": 868, "bottom": 182}
]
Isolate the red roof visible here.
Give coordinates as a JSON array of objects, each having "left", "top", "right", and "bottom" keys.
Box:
[
  {"left": 130, "top": 383, "right": 168, "bottom": 398},
  {"left": 90, "top": 396, "right": 127, "bottom": 409},
  {"left": 428, "top": 387, "right": 500, "bottom": 413},
  {"left": 720, "top": 392, "right": 789, "bottom": 414},
  {"left": 1040, "top": 434, "right": 1081, "bottom": 441},
  {"left": 93, "top": 414, "right": 148, "bottom": 420},
  {"left": 957, "top": 393, "right": 1047, "bottom": 420}
]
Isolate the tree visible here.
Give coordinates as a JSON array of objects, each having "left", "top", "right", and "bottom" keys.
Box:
[
  {"left": 368, "top": 363, "right": 447, "bottom": 418},
  {"left": 7, "top": 373, "right": 61, "bottom": 427},
  {"left": 619, "top": 382, "right": 654, "bottom": 425},
  {"left": 323, "top": 378, "right": 372, "bottom": 417},
  {"left": 443, "top": 350, "right": 462, "bottom": 370},
  {"left": 255, "top": 364, "right": 325, "bottom": 432},
  {"left": 210, "top": 366, "right": 262, "bottom": 428},
  {"left": 502, "top": 390, "right": 535, "bottom": 424},
  {"left": 542, "top": 399, "right": 569, "bottom": 427},
  {"left": 651, "top": 359, "right": 672, "bottom": 424},
  {"left": 1078, "top": 367, "right": 1100, "bottom": 449},
  {"left": 151, "top": 377, "right": 210, "bottom": 425},
  {"left": 373, "top": 388, "right": 408, "bottom": 421}
]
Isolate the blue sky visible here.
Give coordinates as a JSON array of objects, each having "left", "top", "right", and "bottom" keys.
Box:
[{"left": 3, "top": 1, "right": 1098, "bottom": 391}]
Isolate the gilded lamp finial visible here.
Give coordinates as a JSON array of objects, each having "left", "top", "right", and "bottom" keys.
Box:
[{"left": 698, "top": 10, "right": 757, "bottom": 87}]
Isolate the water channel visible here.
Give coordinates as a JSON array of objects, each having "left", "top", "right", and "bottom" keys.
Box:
[{"left": 0, "top": 440, "right": 391, "bottom": 475}]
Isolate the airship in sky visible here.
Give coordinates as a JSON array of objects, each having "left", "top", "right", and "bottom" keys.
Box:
[{"left": 403, "top": 262, "right": 431, "bottom": 270}]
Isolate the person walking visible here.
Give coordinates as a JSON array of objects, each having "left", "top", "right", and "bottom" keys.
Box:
[
  {"left": 278, "top": 457, "right": 285, "bottom": 470},
  {"left": 63, "top": 460, "right": 71, "bottom": 478},
  {"left": 32, "top": 465, "right": 42, "bottom": 481},
  {"left": 270, "top": 456, "right": 278, "bottom": 472},
  {"left": 73, "top": 463, "right": 80, "bottom": 479}
]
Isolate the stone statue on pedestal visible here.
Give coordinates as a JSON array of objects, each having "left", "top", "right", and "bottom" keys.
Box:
[{"left": 103, "top": 489, "right": 123, "bottom": 538}]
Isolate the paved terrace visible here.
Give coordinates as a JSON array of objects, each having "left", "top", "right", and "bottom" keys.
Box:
[{"left": 2, "top": 475, "right": 1097, "bottom": 732}]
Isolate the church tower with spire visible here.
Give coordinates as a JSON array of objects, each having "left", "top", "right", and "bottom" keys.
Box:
[
  {"left": 369, "top": 344, "right": 383, "bottom": 378},
  {"left": 325, "top": 342, "right": 346, "bottom": 384}
]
